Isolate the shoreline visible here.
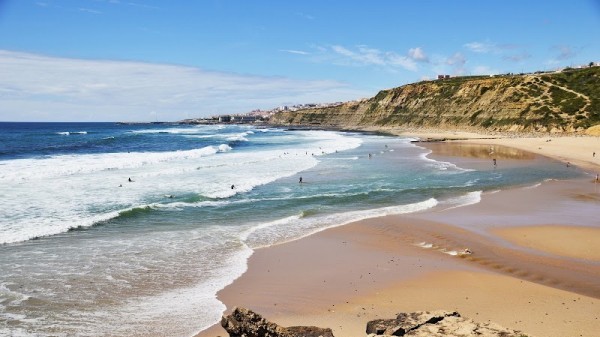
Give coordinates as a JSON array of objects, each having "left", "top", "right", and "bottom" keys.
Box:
[
  {"left": 391, "top": 128, "right": 600, "bottom": 174},
  {"left": 197, "top": 131, "right": 600, "bottom": 337}
]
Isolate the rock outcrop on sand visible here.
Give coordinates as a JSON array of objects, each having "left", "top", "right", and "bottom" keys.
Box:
[
  {"left": 365, "top": 310, "right": 526, "bottom": 337},
  {"left": 221, "top": 307, "right": 334, "bottom": 337},
  {"left": 268, "top": 66, "right": 599, "bottom": 134},
  {"left": 221, "top": 307, "right": 528, "bottom": 337}
]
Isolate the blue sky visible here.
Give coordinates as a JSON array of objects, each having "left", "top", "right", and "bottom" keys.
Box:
[{"left": 0, "top": 0, "right": 599, "bottom": 122}]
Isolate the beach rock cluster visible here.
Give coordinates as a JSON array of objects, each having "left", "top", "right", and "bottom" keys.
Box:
[
  {"left": 365, "top": 310, "right": 525, "bottom": 337},
  {"left": 221, "top": 308, "right": 527, "bottom": 337},
  {"left": 221, "top": 307, "right": 334, "bottom": 337}
]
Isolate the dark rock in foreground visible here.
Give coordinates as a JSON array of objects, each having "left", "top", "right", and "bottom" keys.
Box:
[
  {"left": 221, "top": 307, "right": 334, "bottom": 337},
  {"left": 221, "top": 307, "right": 528, "bottom": 337}
]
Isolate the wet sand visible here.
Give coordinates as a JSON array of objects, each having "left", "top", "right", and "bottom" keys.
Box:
[
  {"left": 395, "top": 128, "right": 600, "bottom": 173},
  {"left": 494, "top": 225, "right": 600, "bottom": 261},
  {"left": 197, "top": 140, "right": 600, "bottom": 337}
]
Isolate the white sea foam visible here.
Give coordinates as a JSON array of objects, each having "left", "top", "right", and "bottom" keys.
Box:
[
  {"left": 417, "top": 149, "right": 474, "bottom": 172},
  {"left": 522, "top": 182, "right": 542, "bottom": 189},
  {"left": 442, "top": 250, "right": 459, "bottom": 256},
  {"left": 0, "top": 129, "right": 362, "bottom": 244},
  {"left": 129, "top": 128, "right": 203, "bottom": 134},
  {"left": 440, "top": 191, "right": 482, "bottom": 211},
  {"left": 417, "top": 242, "right": 434, "bottom": 249},
  {"left": 186, "top": 131, "right": 254, "bottom": 142},
  {"left": 225, "top": 131, "right": 253, "bottom": 141},
  {"left": 218, "top": 144, "right": 232, "bottom": 152},
  {"left": 0, "top": 283, "right": 31, "bottom": 306},
  {"left": 244, "top": 197, "right": 438, "bottom": 249},
  {"left": 0, "top": 145, "right": 220, "bottom": 182},
  {"left": 56, "top": 131, "right": 87, "bottom": 135},
  {"left": 239, "top": 215, "right": 302, "bottom": 242},
  {"left": 86, "top": 245, "right": 253, "bottom": 337}
]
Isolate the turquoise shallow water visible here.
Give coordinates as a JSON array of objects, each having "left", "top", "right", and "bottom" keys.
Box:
[{"left": 0, "top": 123, "right": 582, "bottom": 336}]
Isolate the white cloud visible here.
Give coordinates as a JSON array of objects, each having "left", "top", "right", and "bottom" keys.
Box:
[
  {"left": 280, "top": 49, "right": 310, "bottom": 55},
  {"left": 472, "top": 65, "right": 499, "bottom": 75},
  {"left": 296, "top": 12, "right": 315, "bottom": 20},
  {"left": 552, "top": 45, "right": 575, "bottom": 60},
  {"left": 329, "top": 45, "right": 417, "bottom": 71},
  {"left": 503, "top": 52, "right": 531, "bottom": 62},
  {"left": 78, "top": 8, "right": 103, "bottom": 14},
  {"left": 446, "top": 52, "right": 466, "bottom": 66},
  {"left": 446, "top": 52, "right": 467, "bottom": 75},
  {"left": 0, "top": 50, "right": 369, "bottom": 122},
  {"left": 464, "top": 41, "right": 495, "bottom": 53},
  {"left": 408, "top": 47, "right": 429, "bottom": 62},
  {"left": 387, "top": 54, "right": 417, "bottom": 71},
  {"left": 331, "top": 45, "right": 356, "bottom": 58}
]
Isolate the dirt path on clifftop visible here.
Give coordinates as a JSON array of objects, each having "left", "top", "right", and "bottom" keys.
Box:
[{"left": 539, "top": 77, "right": 592, "bottom": 113}]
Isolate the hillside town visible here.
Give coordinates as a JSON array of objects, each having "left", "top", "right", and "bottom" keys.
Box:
[{"left": 178, "top": 101, "right": 355, "bottom": 125}]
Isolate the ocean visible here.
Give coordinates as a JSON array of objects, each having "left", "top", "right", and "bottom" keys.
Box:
[{"left": 0, "top": 122, "right": 581, "bottom": 337}]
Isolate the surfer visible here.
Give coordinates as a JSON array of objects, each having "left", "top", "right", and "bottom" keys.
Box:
[
  {"left": 299, "top": 177, "right": 303, "bottom": 184},
  {"left": 231, "top": 184, "right": 235, "bottom": 189},
  {"left": 128, "top": 177, "right": 133, "bottom": 182}
]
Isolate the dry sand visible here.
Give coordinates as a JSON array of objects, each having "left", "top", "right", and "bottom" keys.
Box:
[{"left": 197, "top": 135, "right": 600, "bottom": 337}]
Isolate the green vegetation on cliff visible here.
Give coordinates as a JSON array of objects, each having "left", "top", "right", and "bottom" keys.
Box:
[{"left": 269, "top": 66, "right": 600, "bottom": 133}]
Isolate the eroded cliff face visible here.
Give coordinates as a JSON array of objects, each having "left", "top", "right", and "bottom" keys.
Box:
[{"left": 269, "top": 67, "right": 599, "bottom": 133}]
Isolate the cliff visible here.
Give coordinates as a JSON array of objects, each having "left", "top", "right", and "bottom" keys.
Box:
[{"left": 269, "top": 67, "right": 600, "bottom": 134}]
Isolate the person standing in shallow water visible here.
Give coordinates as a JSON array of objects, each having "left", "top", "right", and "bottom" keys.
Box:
[{"left": 299, "top": 177, "right": 303, "bottom": 184}]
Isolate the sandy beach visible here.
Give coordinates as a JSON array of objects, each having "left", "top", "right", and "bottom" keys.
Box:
[
  {"left": 395, "top": 128, "right": 600, "bottom": 173},
  {"left": 198, "top": 133, "right": 600, "bottom": 337}
]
